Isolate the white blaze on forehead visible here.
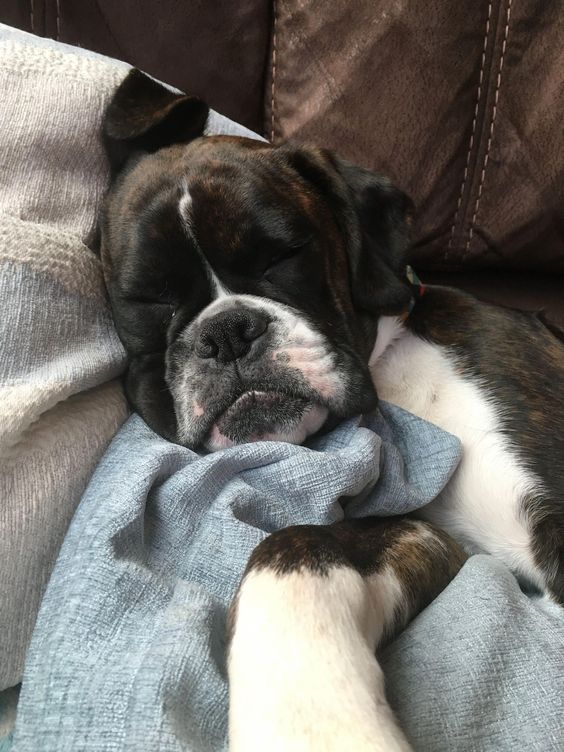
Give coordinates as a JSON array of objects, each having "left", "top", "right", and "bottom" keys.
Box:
[
  {"left": 178, "top": 185, "right": 193, "bottom": 221},
  {"left": 178, "top": 183, "right": 229, "bottom": 300}
]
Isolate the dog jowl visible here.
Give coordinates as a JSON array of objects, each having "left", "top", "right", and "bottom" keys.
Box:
[{"left": 100, "top": 69, "right": 414, "bottom": 451}]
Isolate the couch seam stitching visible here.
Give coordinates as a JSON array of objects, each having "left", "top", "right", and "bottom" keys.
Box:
[
  {"left": 270, "top": 0, "right": 278, "bottom": 142},
  {"left": 444, "top": 0, "right": 493, "bottom": 262},
  {"left": 464, "top": 0, "right": 512, "bottom": 258},
  {"left": 56, "top": 0, "right": 61, "bottom": 41}
]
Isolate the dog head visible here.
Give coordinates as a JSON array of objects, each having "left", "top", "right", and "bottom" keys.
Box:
[{"left": 100, "top": 70, "right": 414, "bottom": 451}]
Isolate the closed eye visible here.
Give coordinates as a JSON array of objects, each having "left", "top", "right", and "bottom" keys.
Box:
[
  {"left": 263, "top": 238, "right": 312, "bottom": 276},
  {"left": 120, "top": 281, "right": 175, "bottom": 306},
  {"left": 124, "top": 295, "right": 175, "bottom": 307},
  {"left": 264, "top": 248, "right": 300, "bottom": 272},
  {"left": 120, "top": 290, "right": 178, "bottom": 315}
]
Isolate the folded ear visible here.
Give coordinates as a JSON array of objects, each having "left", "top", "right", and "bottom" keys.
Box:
[
  {"left": 334, "top": 158, "right": 415, "bottom": 316},
  {"left": 285, "top": 148, "right": 415, "bottom": 317},
  {"left": 103, "top": 69, "right": 209, "bottom": 172}
]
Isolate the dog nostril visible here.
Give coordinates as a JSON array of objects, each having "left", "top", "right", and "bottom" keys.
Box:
[
  {"left": 196, "top": 333, "right": 219, "bottom": 359},
  {"left": 241, "top": 316, "right": 269, "bottom": 342},
  {"left": 196, "top": 309, "right": 269, "bottom": 362}
]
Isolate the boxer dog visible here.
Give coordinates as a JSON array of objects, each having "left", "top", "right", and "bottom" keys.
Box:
[{"left": 100, "top": 70, "right": 564, "bottom": 751}]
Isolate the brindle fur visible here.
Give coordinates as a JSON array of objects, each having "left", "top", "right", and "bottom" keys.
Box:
[
  {"left": 407, "top": 286, "right": 564, "bottom": 601},
  {"left": 228, "top": 518, "right": 467, "bottom": 648}
]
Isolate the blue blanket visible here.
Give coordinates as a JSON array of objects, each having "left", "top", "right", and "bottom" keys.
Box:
[
  {"left": 14, "top": 404, "right": 461, "bottom": 751},
  {"left": 12, "top": 406, "right": 564, "bottom": 751}
]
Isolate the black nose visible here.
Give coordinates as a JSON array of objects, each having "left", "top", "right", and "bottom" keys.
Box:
[{"left": 195, "top": 308, "right": 269, "bottom": 363}]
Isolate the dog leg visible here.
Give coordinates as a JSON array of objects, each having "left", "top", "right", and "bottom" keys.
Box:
[
  {"left": 227, "top": 517, "right": 467, "bottom": 751},
  {"left": 529, "top": 501, "right": 564, "bottom": 605}
]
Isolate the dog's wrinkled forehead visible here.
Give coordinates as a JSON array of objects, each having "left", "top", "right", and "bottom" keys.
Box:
[
  {"left": 178, "top": 140, "right": 322, "bottom": 266},
  {"left": 101, "top": 70, "right": 414, "bottom": 322},
  {"left": 103, "top": 135, "right": 364, "bottom": 345},
  {"left": 104, "top": 135, "right": 333, "bottom": 290}
]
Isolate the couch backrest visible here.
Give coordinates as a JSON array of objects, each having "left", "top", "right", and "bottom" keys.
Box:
[
  {"left": 0, "top": 0, "right": 271, "bottom": 133},
  {"left": 2, "top": 0, "right": 563, "bottom": 279},
  {"left": 268, "top": 0, "right": 564, "bottom": 275}
]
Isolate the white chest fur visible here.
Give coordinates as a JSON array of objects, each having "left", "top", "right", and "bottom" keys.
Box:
[{"left": 370, "top": 318, "right": 547, "bottom": 590}]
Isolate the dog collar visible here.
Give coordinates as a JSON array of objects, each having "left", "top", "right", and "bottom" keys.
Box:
[{"left": 401, "top": 265, "right": 425, "bottom": 321}]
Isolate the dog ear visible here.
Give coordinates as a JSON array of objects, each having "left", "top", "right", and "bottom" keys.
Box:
[
  {"left": 286, "top": 148, "right": 414, "bottom": 317},
  {"left": 103, "top": 69, "right": 209, "bottom": 172},
  {"left": 333, "top": 158, "right": 414, "bottom": 316}
]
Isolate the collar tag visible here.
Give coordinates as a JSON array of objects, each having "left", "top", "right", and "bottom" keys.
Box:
[
  {"left": 404, "top": 265, "right": 425, "bottom": 318},
  {"left": 406, "top": 264, "right": 424, "bottom": 293}
]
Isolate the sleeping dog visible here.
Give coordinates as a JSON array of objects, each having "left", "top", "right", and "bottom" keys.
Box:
[{"left": 100, "top": 70, "right": 564, "bottom": 751}]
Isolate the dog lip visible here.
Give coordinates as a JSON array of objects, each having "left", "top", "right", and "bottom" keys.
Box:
[
  {"left": 204, "top": 388, "right": 318, "bottom": 449},
  {"left": 189, "top": 386, "right": 310, "bottom": 446},
  {"left": 179, "top": 361, "right": 378, "bottom": 449},
  {"left": 218, "top": 390, "right": 301, "bottom": 421},
  {"left": 228, "top": 389, "right": 284, "bottom": 408},
  {"left": 189, "top": 378, "right": 377, "bottom": 449}
]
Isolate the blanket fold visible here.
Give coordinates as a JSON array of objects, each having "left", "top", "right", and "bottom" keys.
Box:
[
  {"left": 13, "top": 405, "right": 461, "bottom": 751},
  {"left": 14, "top": 407, "right": 564, "bottom": 752}
]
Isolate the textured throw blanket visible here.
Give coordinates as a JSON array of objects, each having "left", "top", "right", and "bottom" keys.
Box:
[
  {"left": 0, "top": 23, "right": 260, "bottom": 692},
  {"left": 12, "top": 411, "right": 564, "bottom": 752},
  {"left": 13, "top": 406, "right": 462, "bottom": 752},
  {"left": 0, "top": 25, "right": 129, "bottom": 691}
]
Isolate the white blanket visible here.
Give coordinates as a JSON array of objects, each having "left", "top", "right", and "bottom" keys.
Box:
[{"left": 0, "top": 29, "right": 129, "bottom": 689}]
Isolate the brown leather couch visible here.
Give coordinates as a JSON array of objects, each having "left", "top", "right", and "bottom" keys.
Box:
[{"left": 4, "top": 0, "right": 562, "bottom": 323}]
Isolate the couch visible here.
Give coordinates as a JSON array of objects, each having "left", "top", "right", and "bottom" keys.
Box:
[{"left": 2, "top": 0, "right": 563, "bottom": 324}]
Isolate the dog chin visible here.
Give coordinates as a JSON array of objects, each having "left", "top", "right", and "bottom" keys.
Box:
[{"left": 203, "top": 391, "right": 329, "bottom": 452}]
